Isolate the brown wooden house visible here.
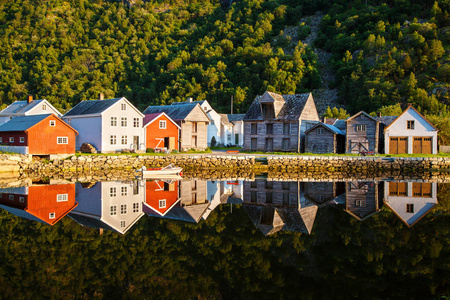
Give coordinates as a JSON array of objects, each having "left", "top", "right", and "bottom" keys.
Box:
[
  {"left": 346, "top": 111, "right": 380, "bottom": 154},
  {"left": 305, "top": 123, "right": 345, "bottom": 153},
  {"left": 243, "top": 91, "right": 319, "bottom": 152}
]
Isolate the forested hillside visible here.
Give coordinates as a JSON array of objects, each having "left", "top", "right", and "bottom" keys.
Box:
[{"left": 0, "top": 0, "right": 449, "bottom": 138}]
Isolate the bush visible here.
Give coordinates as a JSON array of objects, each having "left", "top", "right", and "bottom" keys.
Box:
[{"left": 146, "top": 148, "right": 155, "bottom": 153}]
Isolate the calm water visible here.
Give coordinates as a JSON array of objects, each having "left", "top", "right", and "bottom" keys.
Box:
[{"left": 0, "top": 177, "right": 448, "bottom": 299}]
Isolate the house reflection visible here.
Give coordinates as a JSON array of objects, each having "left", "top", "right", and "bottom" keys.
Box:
[
  {"left": 383, "top": 181, "right": 438, "bottom": 227},
  {"left": 0, "top": 181, "right": 77, "bottom": 225},
  {"left": 344, "top": 181, "right": 380, "bottom": 221},
  {"left": 143, "top": 180, "right": 180, "bottom": 217},
  {"left": 69, "top": 180, "right": 145, "bottom": 234},
  {"left": 304, "top": 181, "right": 346, "bottom": 206},
  {"left": 242, "top": 180, "right": 318, "bottom": 236}
]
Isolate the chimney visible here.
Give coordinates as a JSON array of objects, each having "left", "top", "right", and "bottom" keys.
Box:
[
  {"left": 187, "top": 97, "right": 193, "bottom": 103},
  {"left": 377, "top": 112, "right": 381, "bottom": 117},
  {"left": 99, "top": 93, "right": 104, "bottom": 100},
  {"left": 27, "top": 95, "right": 33, "bottom": 103},
  {"left": 323, "top": 117, "right": 327, "bottom": 123}
]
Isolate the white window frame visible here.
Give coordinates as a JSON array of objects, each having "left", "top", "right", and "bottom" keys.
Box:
[
  {"left": 121, "top": 135, "right": 127, "bottom": 145},
  {"left": 49, "top": 212, "right": 55, "bottom": 219},
  {"left": 110, "top": 187, "right": 117, "bottom": 197},
  {"left": 19, "top": 196, "right": 24, "bottom": 203},
  {"left": 120, "top": 220, "right": 126, "bottom": 227},
  {"left": 49, "top": 120, "right": 56, "bottom": 127},
  {"left": 57, "top": 137, "right": 68, "bottom": 144},
  {"left": 110, "top": 205, "right": 117, "bottom": 216},
  {"left": 111, "top": 117, "right": 117, "bottom": 127},
  {"left": 317, "top": 128, "right": 324, "bottom": 135},
  {"left": 110, "top": 135, "right": 117, "bottom": 145},
  {"left": 407, "top": 120, "right": 415, "bottom": 130},
  {"left": 42, "top": 104, "right": 47, "bottom": 111},
  {"left": 159, "top": 120, "right": 166, "bottom": 129},
  {"left": 121, "top": 103, "right": 126, "bottom": 111},
  {"left": 121, "top": 117, "right": 127, "bottom": 127},
  {"left": 120, "top": 204, "right": 127, "bottom": 214},
  {"left": 57, "top": 194, "right": 68, "bottom": 202},
  {"left": 121, "top": 186, "right": 127, "bottom": 196},
  {"left": 356, "top": 200, "right": 366, "bottom": 207},
  {"left": 19, "top": 137, "right": 25, "bottom": 143},
  {"left": 9, "top": 137, "right": 14, "bottom": 143},
  {"left": 133, "top": 202, "right": 139, "bottom": 213},
  {"left": 159, "top": 199, "right": 166, "bottom": 209},
  {"left": 133, "top": 118, "right": 139, "bottom": 128}
]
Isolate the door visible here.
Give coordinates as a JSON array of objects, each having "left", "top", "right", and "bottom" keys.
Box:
[
  {"left": 192, "top": 136, "right": 197, "bottom": 148},
  {"left": 282, "top": 138, "right": 290, "bottom": 151},
  {"left": 168, "top": 137, "right": 175, "bottom": 149},
  {"left": 133, "top": 136, "right": 139, "bottom": 150},
  {"left": 390, "top": 137, "right": 407, "bottom": 154},
  {"left": 235, "top": 133, "right": 239, "bottom": 145},
  {"left": 350, "top": 140, "right": 369, "bottom": 153},
  {"left": 413, "top": 137, "right": 432, "bottom": 154},
  {"left": 251, "top": 138, "right": 257, "bottom": 150},
  {"left": 265, "top": 138, "right": 273, "bottom": 151}
]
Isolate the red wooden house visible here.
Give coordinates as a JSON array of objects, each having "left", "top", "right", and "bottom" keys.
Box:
[
  {"left": 143, "top": 180, "right": 180, "bottom": 216},
  {"left": 0, "top": 183, "right": 77, "bottom": 225},
  {"left": 0, "top": 114, "right": 77, "bottom": 155},
  {"left": 143, "top": 112, "right": 180, "bottom": 151}
]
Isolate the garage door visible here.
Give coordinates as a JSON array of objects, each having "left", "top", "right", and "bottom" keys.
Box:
[
  {"left": 389, "top": 137, "right": 408, "bottom": 154},
  {"left": 413, "top": 137, "right": 432, "bottom": 154}
]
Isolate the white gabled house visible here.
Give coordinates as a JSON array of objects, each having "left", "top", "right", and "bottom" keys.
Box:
[
  {"left": 384, "top": 105, "right": 438, "bottom": 154},
  {"left": 0, "top": 95, "right": 62, "bottom": 124},
  {"left": 63, "top": 96, "right": 145, "bottom": 153}
]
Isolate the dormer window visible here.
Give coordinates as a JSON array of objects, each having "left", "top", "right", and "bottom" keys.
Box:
[{"left": 261, "top": 103, "right": 275, "bottom": 119}]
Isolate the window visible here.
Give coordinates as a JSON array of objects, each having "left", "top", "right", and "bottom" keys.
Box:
[
  {"left": 360, "top": 114, "right": 365, "bottom": 119},
  {"left": 9, "top": 195, "right": 14, "bottom": 200},
  {"left": 192, "top": 122, "right": 197, "bottom": 133},
  {"left": 250, "top": 181, "right": 257, "bottom": 188},
  {"left": 121, "top": 103, "right": 126, "bottom": 110},
  {"left": 227, "top": 133, "right": 231, "bottom": 142},
  {"left": 120, "top": 220, "right": 126, "bottom": 227},
  {"left": 110, "top": 206, "right": 117, "bottom": 215},
  {"left": 159, "top": 120, "right": 166, "bottom": 129},
  {"left": 42, "top": 105, "right": 47, "bottom": 110},
  {"left": 355, "top": 200, "right": 366, "bottom": 207},
  {"left": 49, "top": 212, "right": 55, "bottom": 219},
  {"left": 133, "top": 203, "right": 139, "bottom": 213},
  {"left": 19, "top": 196, "right": 24, "bottom": 203},
  {"left": 406, "top": 204, "right": 414, "bottom": 213},
  {"left": 317, "top": 127, "right": 324, "bottom": 135},
  {"left": 266, "top": 124, "right": 273, "bottom": 134},
  {"left": 19, "top": 137, "right": 25, "bottom": 143},
  {"left": 251, "top": 123, "right": 257, "bottom": 135},
  {"left": 159, "top": 199, "right": 166, "bottom": 208},
  {"left": 120, "top": 204, "right": 127, "bottom": 214},
  {"left": 57, "top": 194, "right": 68, "bottom": 202},
  {"left": 121, "top": 117, "right": 127, "bottom": 127},
  {"left": 261, "top": 103, "right": 275, "bottom": 119},
  {"left": 121, "top": 135, "right": 127, "bottom": 145},
  {"left": 57, "top": 137, "right": 68, "bottom": 144},
  {"left": 110, "top": 187, "right": 116, "bottom": 197},
  {"left": 283, "top": 123, "right": 290, "bottom": 135},
  {"left": 121, "top": 186, "right": 127, "bottom": 196},
  {"left": 266, "top": 181, "right": 273, "bottom": 189},
  {"left": 111, "top": 117, "right": 117, "bottom": 126},
  {"left": 407, "top": 120, "right": 415, "bottom": 130},
  {"left": 356, "top": 125, "right": 367, "bottom": 132},
  {"left": 110, "top": 135, "right": 117, "bottom": 145},
  {"left": 251, "top": 191, "right": 257, "bottom": 202},
  {"left": 9, "top": 137, "right": 14, "bottom": 143},
  {"left": 266, "top": 192, "right": 273, "bottom": 203},
  {"left": 49, "top": 120, "right": 56, "bottom": 127},
  {"left": 133, "top": 118, "right": 139, "bottom": 128}
]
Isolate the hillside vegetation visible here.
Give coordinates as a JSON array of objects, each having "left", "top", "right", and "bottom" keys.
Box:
[{"left": 0, "top": 0, "right": 449, "bottom": 139}]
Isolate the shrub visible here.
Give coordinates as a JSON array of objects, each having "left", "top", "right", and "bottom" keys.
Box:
[{"left": 146, "top": 148, "right": 155, "bottom": 153}]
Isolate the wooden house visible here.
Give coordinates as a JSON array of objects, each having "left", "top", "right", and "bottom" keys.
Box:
[
  {"left": 69, "top": 181, "right": 145, "bottom": 234},
  {"left": 344, "top": 181, "right": 380, "bottom": 221},
  {"left": 383, "top": 106, "right": 438, "bottom": 154},
  {"left": 143, "top": 103, "right": 210, "bottom": 151},
  {"left": 242, "top": 180, "right": 318, "bottom": 236},
  {"left": 383, "top": 181, "right": 437, "bottom": 227},
  {"left": 63, "top": 96, "right": 145, "bottom": 153},
  {"left": 304, "top": 181, "right": 346, "bottom": 206},
  {"left": 0, "top": 114, "right": 77, "bottom": 155},
  {"left": 143, "top": 112, "right": 180, "bottom": 151},
  {"left": 243, "top": 91, "right": 319, "bottom": 152},
  {"left": 305, "top": 123, "right": 345, "bottom": 153},
  {"left": 346, "top": 111, "right": 380, "bottom": 154},
  {"left": 0, "top": 95, "right": 62, "bottom": 125},
  {"left": 143, "top": 180, "right": 180, "bottom": 217},
  {"left": 0, "top": 183, "right": 77, "bottom": 225}
]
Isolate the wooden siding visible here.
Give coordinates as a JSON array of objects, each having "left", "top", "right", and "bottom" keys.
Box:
[
  {"left": 180, "top": 121, "right": 208, "bottom": 150},
  {"left": 243, "top": 180, "right": 300, "bottom": 207},
  {"left": 304, "top": 182, "right": 336, "bottom": 205},
  {"left": 345, "top": 182, "right": 379, "bottom": 220},
  {"left": 145, "top": 181, "right": 179, "bottom": 215},
  {"left": 179, "top": 179, "right": 207, "bottom": 206},
  {"left": 243, "top": 121, "right": 300, "bottom": 152},
  {"left": 145, "top": 114, "right": 179, "bottom": 150},
  {"left": 305, "top": 128, "right": 336, "bottom": 153},
  {"left": 346, "top": 114, "right": 379, "bottom": 153}
]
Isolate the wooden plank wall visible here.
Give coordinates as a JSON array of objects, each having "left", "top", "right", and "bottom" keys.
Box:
[
  {"left": 243, "top": 121, "right": 300, "bottom": 151},
  {"left": 243, "top": 180, "right": 300, "bottom": 207},
  {"left": 305, "top": 128, "right": 336, "bottom": 153},
  {"left": 346, "top": 115, "right": 379, "bottom": 153}
]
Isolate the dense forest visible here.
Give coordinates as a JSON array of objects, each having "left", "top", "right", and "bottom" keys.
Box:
[
  {"left": 0, "top": 0, "right": 449, "bottom": 139},
  {"left": 0, "top": 183, "right": 448, "bottom": 298}
]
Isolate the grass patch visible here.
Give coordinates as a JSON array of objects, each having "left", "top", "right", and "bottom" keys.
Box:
[
  {"left": 211, "top": 146, "right": 243, "bottom": 150},
  {"left": 181, "top": 148, "right": 212, "bottom": 154}
]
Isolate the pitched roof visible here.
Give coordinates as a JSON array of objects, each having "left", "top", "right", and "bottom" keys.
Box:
[
  {"left": 171, "top": 100, "right": 206, "bottom": 106},
  {"left": 220, "top": 114, "right": 231, "bottom": 126},
  {"left": 333, "top": 119, "right": 347, "bottom": 131},
  {"left": 0, "top": 114, "right": 51, "bottom": 132},
  {"left": 227, "top": 114, "right": 245, "bottom": 123},
  {"left": 383, "top": 106, "right": 438, "bottom": 131},
  {"left": 142, "top": 112, "right": 181, "bottom": 129},
  {"left": 143, "top": 104, "right": 199, "bottom": 121},
  {"left": 0, "top": 99, "right": 61, "bottom": 116},
  {"left": 346, "top": 111, "right": 379, "bottom": 123},
  {"left": 377, "top": 116, "right": 398, "bottom": 126},
  {"left": 64, "top": 98, "right": 123, "bottom": 116},
  {"left": 305, "top": 122, "right": 345, "bottom": 135},
  {"left": 324, "top": 118, "right": 337, "bottom": 125},
  {"left": 243, "top": 92, "right": 312, "bottom": 121}
]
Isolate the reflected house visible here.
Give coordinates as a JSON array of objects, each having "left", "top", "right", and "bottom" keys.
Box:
[
  {"left": 143, "top": 180, "right": 180, "bottom": 217},
  {"left": 69, "top": 181, "right": 145, "bottom": 234},
  {"left": 0, "top": 182, "right": 77, "bottom": 225},
  {"left": 144, "top": 179, "right": 210, "bottom": 223},
  {"left": 243, "top": 180, "right": 318, "bottom": 236},
  {"left": 383, "top": 181, "right": 438, "bottom": 227},
  {"left": 345, "top": 181, "right": 380, "bottom": 221},
  {"left": 304, "top": 181, "right": 346, "bottom": 206},
  {"left": 202, "top": 180, "right": 239, "bottom": 220}
]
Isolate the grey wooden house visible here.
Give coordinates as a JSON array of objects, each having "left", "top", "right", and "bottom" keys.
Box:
[
  {"left": 345, "top": 111, "right": 382, "bottom": 154},
  {"left": 344, "top": 181, "right": 380, "bottom": 221},
  {"left": 304, "top": 181, "right": 346, "bottom": 206},
  {"left": 143, "top": 103, "right": 210, "bottom": 151},
  {"left": 305, "top": 123, "right": 345, "bottom": 154},
  {"left": 243, "top": 91, "right": 319, "bottom": 152}
]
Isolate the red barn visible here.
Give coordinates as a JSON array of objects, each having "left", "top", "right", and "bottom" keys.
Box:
[
  {"left": 143, "top": 113, "right": 180, "bottom": 151},
  {"left": 0, "top": 114, "right": 77, "bottom": 155},
  {"left": 144, "top": 180, "right": 180, "bottom": 216},
  {"left": 0, "top": 183, "right": 77, "bottom": 225}
]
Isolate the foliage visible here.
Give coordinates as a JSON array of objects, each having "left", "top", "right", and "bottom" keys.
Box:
[
  {"left": 323, "top": 106, "right": 350, "bottom": 119},
  {"left": 376, "top": 103, "right": 404, "bottom": 116}
]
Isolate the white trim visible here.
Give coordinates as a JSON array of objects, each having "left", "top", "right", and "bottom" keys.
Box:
[
  {"left": 159, "top": 199, "right": 166, "bottom": 209},
  {"left": 101, "top": 97, "right": 145, "bottom": 118},
  {"left": 143, "top": 198, "right": 181, "bottom": 217},
  {"left": 19, "top": 137, "right": 25, "bottom": 143},
  {"left": 57, "top": 136, "right": 68, "bottom": 144},
  {"left": 155, "top": 138, "right": 164, "bottom": 148},
  {"left": 49, "top": 120, "right": 56, "bottom": 127},
  {"left": 49, "top": 212, "right": 56, "bottom": 219},
  {"left": 57, "top": 194, "right": 68, "bottom": 202},
  {"left": 159, "top": 120, "right": 166, "bottom": 129},
  {"left": 143, "top": 112, "right": 181, "bottom": 129}
]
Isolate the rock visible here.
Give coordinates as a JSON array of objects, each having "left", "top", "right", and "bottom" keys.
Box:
[{"left": 80, "top": 143, "right": 97, "bottom": 154}]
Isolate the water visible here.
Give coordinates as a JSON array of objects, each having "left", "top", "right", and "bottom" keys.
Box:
[{"left": 0, "top": 177, "right": 448, "bottom": 298}]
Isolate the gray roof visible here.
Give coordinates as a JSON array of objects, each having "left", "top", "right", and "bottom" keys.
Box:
[
  {"left": 227, "top": 114, "right": 245, "bottom": 123},
  {"left": 220, "top": 114, "right": 231, "bottom": 126},
  {"left": 333, "top": 119, "right": 347, "bottom": 131},
  {"left": 377, "top": 116, "right": 398, "bottom": 126},
  {"left": 68, "top": 213, "right": 118, "bottom": 233},
  {"left": 143, "top": 104, "right": 198, "bottom": 121},
  {"left": 320, "top": 123, "right": 345, "bottom": 135},
  {"left": 0, "top": 100, "right": 46, "bottom": 115},
  {"left": 171, "top": 100, "right": 206, "bottom": 106},
  {"left": 64, "top": 98, "right": 123, "bottom": 116},
  {"left": 0, "top": 114, "right": 51, "bottom": 132},
  {"left": 243, "top": 92, "right": 311, "bottom": 121},
  {"left": 0, "top": 204, "right": 48, "bottom": 224}
]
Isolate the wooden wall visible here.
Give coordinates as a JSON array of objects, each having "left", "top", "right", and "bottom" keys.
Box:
[
  {"left": 345, "top": 182, "right": 379, "bottom": 220},
  {"left": 243, "top": 180, "right": 300, "bottom": 207},
  {"left": 346, "top": 114, "right": 379, "bottom": 153},
  {"left": 305, "top": 127, "right": 336, "bottom": 153},
  {"left": 243, "top": 121, "right": 300, "bottom": 152}
]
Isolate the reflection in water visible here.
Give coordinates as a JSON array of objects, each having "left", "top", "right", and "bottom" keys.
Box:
[{"left": 0, "top": 178, "right": 440, "bottom": 234}]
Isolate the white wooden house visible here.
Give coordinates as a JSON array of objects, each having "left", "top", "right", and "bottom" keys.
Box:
[
  {"left": 384, "top": 105, "right": 438, "bottom": 154},
  {"left": 0, "top": 95, "right": 62, "bottom": 125},
  {"left": 63, "top": 96, "right": 145, "bottom": 153}
]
